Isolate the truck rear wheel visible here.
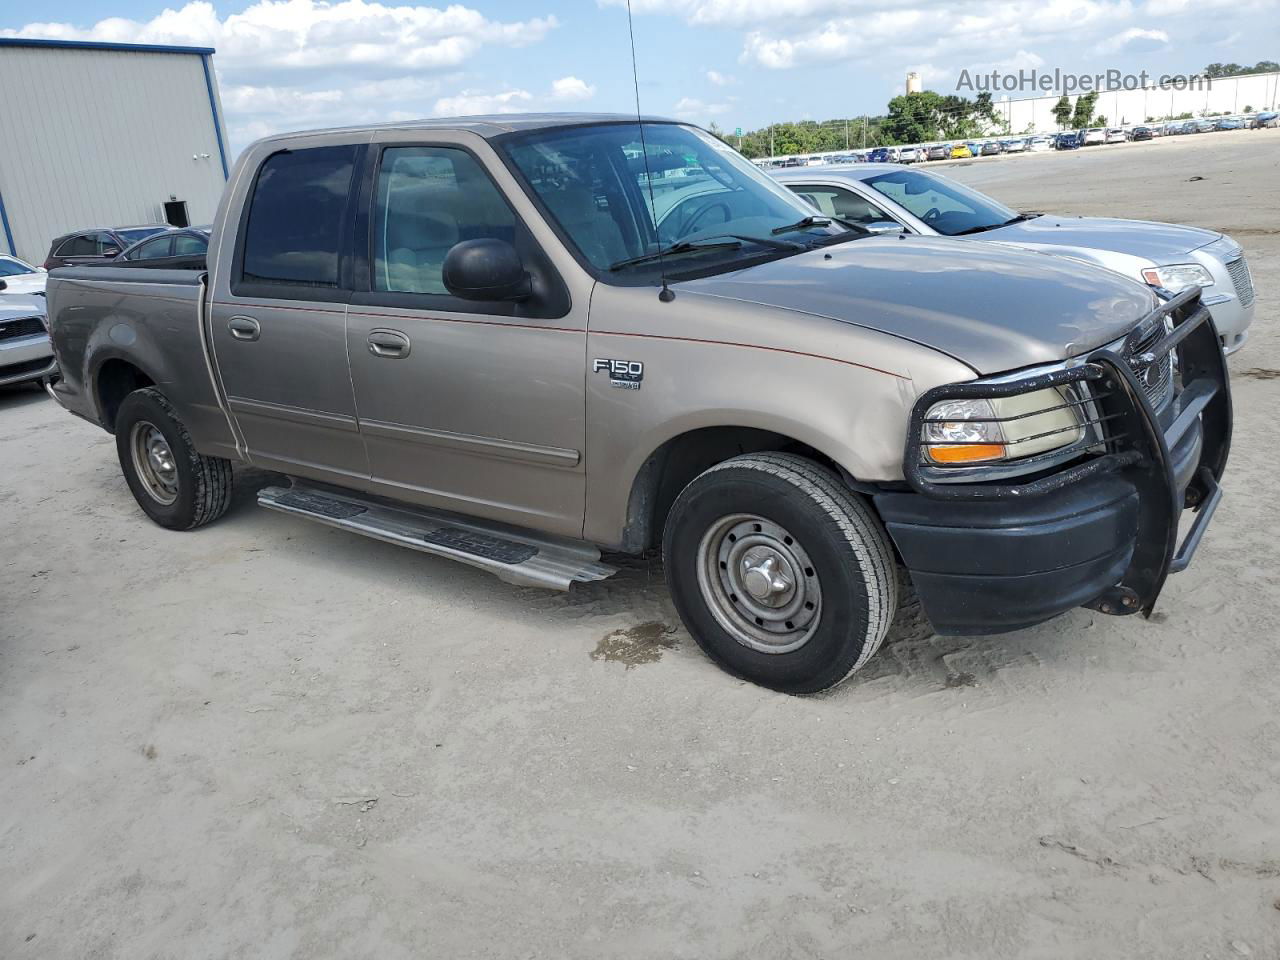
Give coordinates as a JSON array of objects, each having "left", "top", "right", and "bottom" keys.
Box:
[
  {"left": 114, "top": 387, "right": 233, "bottom": 530},
  {"left": 663, "top": 453, "right": 898, "bottom": 694}
]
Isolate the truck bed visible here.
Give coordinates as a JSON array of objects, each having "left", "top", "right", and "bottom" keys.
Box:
[{"left": 44, "top": 266, "right": 238, "bottom": 458}]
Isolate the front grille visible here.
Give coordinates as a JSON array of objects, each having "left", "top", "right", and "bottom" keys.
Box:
[
  {"left": 1125, "top": 320, "right": 1175, "bottom": 411},
  {"left": 1225, "top": 257, "right": 1254, "bottom": 308},
  {"left": 0, "top": 316, "right": 45, "bottom": 341}
]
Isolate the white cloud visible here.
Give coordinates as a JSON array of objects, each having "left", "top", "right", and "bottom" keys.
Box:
[
  {"left": 601, "top": 0, "right": 877, "bottom": 28},
  {"left": 706, "top": 69, "right": 734, "bottom": 86},
  {"left": 433, "top": 77, "right": 600, "bottom": 117},
  {"left": 672, "top": 96, "right": 732, "bottom": 120},
  {"left": 433, "top": 88, "right": 535, "bottom": 116},
  {"left": 608, "top": 0, "right": 1203, "bottom": 78},
  {"left": 550, "top": 76, "right": 597, "bottom": 101},
  {"left": 1091, "top": 27, "right": 1169, "bottom": 55},
  {"left": 4, "top": 1, "right": 559, "bottom": 151},
  {"left": 5, "top": 1, "right": 558, "bottom": 74}
]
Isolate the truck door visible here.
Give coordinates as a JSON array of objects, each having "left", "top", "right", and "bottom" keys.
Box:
[
  {"left": 344, "top": 138, "right": 587, "bottom": 538},
  {"left": 208, "top": 142, "right": 370, "bottom": 482}
]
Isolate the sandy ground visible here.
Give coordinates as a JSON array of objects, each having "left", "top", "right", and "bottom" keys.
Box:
[{"left": 2, "top": 128, "right": 1279, "bottom": 960}]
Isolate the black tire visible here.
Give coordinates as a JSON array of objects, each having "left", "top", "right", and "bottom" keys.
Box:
[
  {"left": 663, "top": 452, "right": 898, "bottom": 694},
  {"left": 114, "top": 387, "right": 233, "bottom": 530}
]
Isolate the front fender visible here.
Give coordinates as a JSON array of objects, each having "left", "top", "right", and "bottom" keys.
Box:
[{"left": 581, "top": 283, "right": 975, "bottom": 546}]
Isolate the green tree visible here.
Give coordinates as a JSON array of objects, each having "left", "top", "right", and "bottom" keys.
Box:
[
  {"left": 1203, "top": 60, "right": 1279, "bottom": 78},
  {"left": 1071, "top": 91, "right": 1099, "bottom": 128},
  {"left": 1052, "top": 95, "right": 1074, "bottom": 129}
]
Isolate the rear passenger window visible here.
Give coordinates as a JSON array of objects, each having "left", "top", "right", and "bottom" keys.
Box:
[
  {"left": 372, "top": 147, "right": 516, "bottom": 295},
  {"left": 242, "top": 145, "right": 357, "bottom": 288},
  {"left": 58, "top": 234, "right": 99, "bottom": 257}
]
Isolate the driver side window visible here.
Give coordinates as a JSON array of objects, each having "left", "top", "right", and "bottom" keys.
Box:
[
  {"left": 874, "top": 179, "right": 974, "bottom": 218},
  {"left": 372, "top": 146, "right": 517, "bottom": 295},
  {"left": 130, "top": 236, "right": 173, "bottom": 260},
  {"left": 787, "top": 185, "right": 897, "bottom": 226}
]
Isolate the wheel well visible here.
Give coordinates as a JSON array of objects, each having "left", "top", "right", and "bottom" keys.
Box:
[
  {"left": 619, "top": 426, "right": 838, "bottom": 553},
  {"left": 95, "top": 360, "right": 155, "bottom": 432}
]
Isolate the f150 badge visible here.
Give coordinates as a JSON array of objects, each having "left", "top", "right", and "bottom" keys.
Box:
[{"left": 593, "top": 358, "right": 644, "bottom": 390}]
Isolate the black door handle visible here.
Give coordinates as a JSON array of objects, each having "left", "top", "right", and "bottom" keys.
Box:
[
  {"left": 228, "top": 316, "right": 261, "bottom": 341},
  {"left": 368, "top": 329, "right": 411, "bottom": 359}
]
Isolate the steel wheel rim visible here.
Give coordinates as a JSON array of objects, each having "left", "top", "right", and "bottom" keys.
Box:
[
  {"left": 130, "top": 421, "right": 179, "bottom": 506},
  {"left": 696, "top": 513, "right": 822, "bottom": 654}
]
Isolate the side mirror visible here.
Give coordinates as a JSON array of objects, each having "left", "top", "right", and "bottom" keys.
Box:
[
  {"left": 102, "top": 247, "right": 121, "bottom": 258},
  {"left": 442, "top": 238, "right": 531, "bottom": 302},
  {"left": 0, "top": 279, "right": 6, "bottom": 291},
  {"left": 866, "top": 221, "right": 904, "bottom": 235}
]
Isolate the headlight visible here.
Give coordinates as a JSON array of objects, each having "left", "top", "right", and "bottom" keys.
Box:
[
  {"left": 1141, "top": 263, "right": 1213, "bottom": 294},
  {"left": 923, "top": 388, "right": 1084, "bottom": 465}
]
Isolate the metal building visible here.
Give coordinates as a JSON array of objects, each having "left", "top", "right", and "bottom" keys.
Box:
[{"left": 0, "top": 37, "right": 229, "bottom": 264}]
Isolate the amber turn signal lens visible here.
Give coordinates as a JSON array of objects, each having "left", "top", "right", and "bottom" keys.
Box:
[{"left": 927, "top": 443, "right": 1006, "bottom": 464}]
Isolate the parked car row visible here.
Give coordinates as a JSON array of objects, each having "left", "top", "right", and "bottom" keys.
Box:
[
  {"left": 39, "top": 114, "right": 1237, "bottom": 694},
  {"left": 755, "top": 110, "right": 1278, "bottom": 168},
  {"left": 40, "top": 224, "right": 211, "bottom": 271},
  {"left": 0, "top": 224, "right": 212, "bottom": 392}
]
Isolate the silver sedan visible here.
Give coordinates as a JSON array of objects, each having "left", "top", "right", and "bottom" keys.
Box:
[{"left": 773, "top": 164, "right": 1256, "bottom": 353}]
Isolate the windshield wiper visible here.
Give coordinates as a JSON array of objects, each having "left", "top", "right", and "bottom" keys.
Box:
[
  {"left": 771, "top": 215, "right": 831, "bottom": 235},
  {"left": 951, "top": 212, "right": 1043, "bottom": 236},
  {"left": 708, "top": 232, "right": 803, "bottom": 251},
  {"left": 609, "top": 233, "right": 803, "bottom": 271},
  {"left": 609, "top": 239, "right": 742, "bottom": 271}
]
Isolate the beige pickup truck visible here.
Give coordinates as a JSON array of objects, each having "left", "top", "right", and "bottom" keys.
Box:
[{"left": 45, "top": 114, "right": 1231, "bottom": 693}]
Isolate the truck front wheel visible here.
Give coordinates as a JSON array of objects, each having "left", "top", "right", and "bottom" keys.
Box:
[
  {"left": 663, "top": 453, "right": 898, "bottom": 694},
  {"left": 114, "top": 387, "right": 233, "bottom": 530}
]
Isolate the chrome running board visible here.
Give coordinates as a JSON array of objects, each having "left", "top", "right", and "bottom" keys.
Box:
[{"left": 257, "top": 483, "right": 616, "bottom": 591}]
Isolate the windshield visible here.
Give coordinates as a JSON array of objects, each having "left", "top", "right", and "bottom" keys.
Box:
[
  {"left": 861, "top": 169, "right": 1018, "bottom": 236},
  {"left": 0, "top": 257, "right": 35, "bottom": 277},
  {"left": 500, "top": 122, "right": 851, "bottom": 280}
]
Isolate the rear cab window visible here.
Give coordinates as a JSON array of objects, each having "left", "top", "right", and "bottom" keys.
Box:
[{"left": 235, "top": 144, "right": 360, "bottom": 299}]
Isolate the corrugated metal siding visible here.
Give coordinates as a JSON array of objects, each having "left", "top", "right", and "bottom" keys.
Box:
[{"left": 0, "top": 46, "right": 227, "bottom": 262}]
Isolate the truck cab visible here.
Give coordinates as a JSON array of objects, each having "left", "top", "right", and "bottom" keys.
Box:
[{"left": 44, "top": 114, "right": 1231, "bottom": 693}]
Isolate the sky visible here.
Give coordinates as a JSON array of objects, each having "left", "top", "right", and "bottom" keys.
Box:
[{"left": 2, "top": 0, "right": 1275, "bottom": 155}]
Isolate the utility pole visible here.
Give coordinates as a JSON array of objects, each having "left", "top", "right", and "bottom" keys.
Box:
[
  {"left": 844, "top": 117, "right": 849, "bottom": 150},
  {"left": 861, "top": 116, "right": 866, "bottom": 149}
]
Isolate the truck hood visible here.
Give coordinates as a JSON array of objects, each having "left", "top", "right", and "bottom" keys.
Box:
[
  {"left": 681, "top": 235, "right": 1156, "bottom": 374},
  {"left": 980, "top": 215, "right": 1221, "bottom": 263}
]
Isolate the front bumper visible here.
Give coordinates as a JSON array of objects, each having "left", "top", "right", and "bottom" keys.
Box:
[
  {"left": 0, "top": 332, "right": 57, "bottom": 387},
  {"left": 878, "top": 289, "right": 1230, "bottom": 635}
]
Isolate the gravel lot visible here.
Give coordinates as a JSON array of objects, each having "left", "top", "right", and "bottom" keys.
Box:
[{"left": 3, "top": 128, "right": 1279, "bottom": 959}]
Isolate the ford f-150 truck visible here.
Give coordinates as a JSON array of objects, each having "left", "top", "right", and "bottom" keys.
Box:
[{"left": 44, "top": 114, "right": 1231, "bottom": 693}]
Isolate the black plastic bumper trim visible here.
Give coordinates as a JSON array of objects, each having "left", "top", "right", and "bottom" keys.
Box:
[
  {"left": 893, "top": 289, "right": 1231, "bottom": 631},
  {"left": 1169, "top": 468, "right": 1221, "bottom": 574}
]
